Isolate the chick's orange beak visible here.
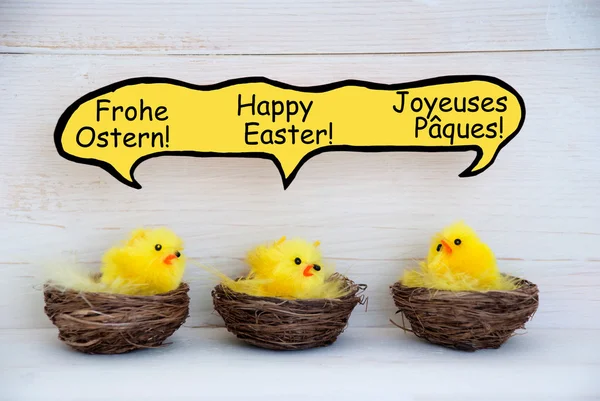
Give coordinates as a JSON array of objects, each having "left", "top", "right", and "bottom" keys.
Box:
[
  {"left": 441, "top": 239, "right": 453, "bottom": 254},
  {"left": 303, "top": 265, "right": 314, "bottom": 277},
  {"left": 163, "top": 253, "right": 178, "bottom": 265}
]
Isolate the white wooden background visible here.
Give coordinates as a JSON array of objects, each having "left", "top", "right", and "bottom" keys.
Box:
[
  {"left": 1, "top": 2, "right": 600, "bottom": 400},
  {"left": 1, "top": 1, "right": 599, "bottom": 332}
]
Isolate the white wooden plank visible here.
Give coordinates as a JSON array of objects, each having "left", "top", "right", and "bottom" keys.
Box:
[
  {"left": 1, "top": 328, "right": 598, "bottom": 400},
  {"left": 1, "top": 52, "right": 599, "bottom": 329},
  {"left": 1, "top": 0, "right": 599, "bottom": 54}
]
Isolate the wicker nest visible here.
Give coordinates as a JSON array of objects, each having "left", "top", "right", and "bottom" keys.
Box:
[
  {"left": 212, "top": 274, "right": 366, "bottom": 351},
  {"left": 43, "top": 282, "right": 190, "bottom": 354},
  {"left": 390, "top": 277, "right": 539, "bottom": 351}
]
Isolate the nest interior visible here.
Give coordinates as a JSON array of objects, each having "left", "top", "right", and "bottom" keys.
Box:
[
  {"left": 212, "top": 274, "right": 366, "bottom": 351},
  {"left": 44, "top": 282, "right": 190, "bottom": 354},
  {"left": 390, "top": 277, "right": 539, "bottom": 351}
]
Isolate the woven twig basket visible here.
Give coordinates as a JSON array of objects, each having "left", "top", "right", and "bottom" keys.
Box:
[
  {"left": 44, "top": 282, "right": 190, "bottom": 354},
  {"left": 390, "top": 277, "right": 539, "bottom": 351},
  {"left": 212, "top": 274, "right": 366, "bottom": 350}
]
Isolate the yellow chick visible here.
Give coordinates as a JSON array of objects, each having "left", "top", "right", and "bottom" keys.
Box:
[
  {"left": 100, "top": 227, "right": 187, "bottom": 295},
  {"left": 47, "top": 227, "right": 187, "bottom": 296},
  {"left": 211, "top": 237, "right": 348, "bottom": 299},
  {"left": 402, "top": 222, "right": 517, "bottom": 291}
]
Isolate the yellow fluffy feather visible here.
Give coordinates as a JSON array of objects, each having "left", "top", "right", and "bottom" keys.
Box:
[
  {"left": 202, "top": 237, "right": 349, "bottom": 299},
  {"left": 402, "top": 222, "right": 518, "bottom": 291},
  {"left": 46, "top": 227, "right": 187, "bottom": 295}
]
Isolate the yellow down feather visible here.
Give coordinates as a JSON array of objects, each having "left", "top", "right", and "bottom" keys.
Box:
[
  {"left": 46, "top": 227, "right": 187, "bottom": 295},
  {"left": 402, "top": 222, "right": 519, "bottom": 292},
  {"left": 200, "top": 237, "right": 349, "bottom": 299}
]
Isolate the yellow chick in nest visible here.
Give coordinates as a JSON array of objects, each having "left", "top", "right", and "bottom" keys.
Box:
[
  {"left": 206, "top": 237, "right": 348, "bottom": 299},
  {"left": 402, "top": 222, "right": 518, "bottom": 291},
  {"left": 47, "top": 227, "right": 186, "bottom": 296}
]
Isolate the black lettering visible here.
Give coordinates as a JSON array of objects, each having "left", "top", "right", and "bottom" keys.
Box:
[
  {"left": 289, "top": 124, "right": 299, "bottom": 145},
  {"left": 152, "top": 131, "right": 164, "bottom": 148},
  {"left": 110, "top": 128, "right": 122, "bottom": 147},
  {"left": 97, "top": 131, "right": 108, "bottom": 147},
  {"left": 481, "top": 97, "right": 494, "bottom": 112},
  {"left": 257, "top": 100, "right": 270, "bottom": 116},
  {"left": 245, "top": 122, "right": 259, "bottom": 145},
  {"left": 301, "top": 129, "right": 314, "bottom": 144},
  {"left": 112, "top": 106, "right": 123, "bottom": 121},
  {"left": 300, "top": 101, "right": 313, "bottom": 123},
  {"left": 125, "top": 106, "right": 137, "bottom": 121},
  {"left": 393, "top": 91, "right": 409, "bottom": 113},
  {"left": 486, "top": 122, "right": 497, "bottom": 138},
  {"left": 96, "top": 99, "right": 110, "bottom": 122},
  {"left": 454, "top": 97, "right": 466, "bottom": 113},
  {"left": 457, "top": 124, "right": 469, "bottom": 139},
  {"left": 139, "top": 132, "right": 150, "bottom": 147},
  {"left": 238, "top": 94, "right": 256, "bottom": 116},
  {"left": 411, "top": 97, "right": 423, "bottom": 112},
  {"left": 472, "top": 124, "right": 484, "bottom": 138},
  {"left": 123, "top": 132, "right": 137, "bottom": 147},
  {"left": 496, "top": 96, "right": 507, "bottom": 112},
  {"left": 286, "top": 101, "right": 298, "bottom": 122},
  {"left": 442, "top": 123, "right": 455, "bottom": 145},
  {"left": 274, "top": 128, "right": 286, "bottom": 144},
  {"left": 155, "top": 106, "right": 168, "bottom": 121},
  {"left": 139, "top": 99, "right": 152, "bottom": 121},
  {"left": 76, "top": 126, "right": 95, "bottom": 147},
  {"left": 424, "top": 97, "right": 438, "bottom": 119},
  {"left": 316, "top": 128, "right": 328, "bottom": 145},
  {"left": 468, "top": 96, "right": 480, "bottom": 112},
  {"left": 415, "top": 117, "right": 427, "bottom": 138},
  {"left": 439, "top": 97, "right": 452, "bottom": 112},
  {"left": 425, "top": 97, "right": 438, "bottom": 118},
  {"left": 272, "top": 101, "right": 284, "bottom": 123},
  {"left": 429, "top": 122, "right": 441, "bottom": 139},
  {"left": 261, "top": 129, "right": 274, "bottom": 144}
]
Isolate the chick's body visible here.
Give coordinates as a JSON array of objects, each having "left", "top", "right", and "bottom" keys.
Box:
[
  {"left": 47, "top": 227, "right": 187, "bottom": 296},
  {"left": 246, "top": 237, "right": 326, "bottom": 298},
  {"left": 403, "top": 222, "right": 516, "bottom": 291},
  {"left": 100, "top": 228, "right": 186, "bottom": 295},
  {"left": 222, "top": 237, "right": 346, "bottom": 299}
]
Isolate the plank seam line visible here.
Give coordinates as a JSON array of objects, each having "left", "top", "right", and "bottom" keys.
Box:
[{"left": 1, "top": 48, "right": 599, "bottom": 57}]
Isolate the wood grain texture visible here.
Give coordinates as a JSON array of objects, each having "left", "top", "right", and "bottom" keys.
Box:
[
  {"left": 1, "top": 52, "right": 599, "bottom": 329},
  {"left": 1, "top": 0, "right": 599, "bottom": 54},
  {"left": 1, "top": 328, "right": 599, "bottom": 400}
]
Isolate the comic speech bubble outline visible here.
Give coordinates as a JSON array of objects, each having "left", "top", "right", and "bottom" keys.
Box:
[{"left": 54, "top": 75, "right": 525, "bottom": 189}]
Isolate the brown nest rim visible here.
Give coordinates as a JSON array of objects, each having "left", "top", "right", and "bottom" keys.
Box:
[
  {"left": 43, "top": 282, "right": 190, "bottom": 354},
  {"left": 390, "top": 276, "right": 539, "bottom": 351},
  {"left": 212, "top": 274, "right": 367, "bottom": 351}
]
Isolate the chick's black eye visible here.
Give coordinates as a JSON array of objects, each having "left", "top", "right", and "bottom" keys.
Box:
[
  {"left": 436, "top": 244, "right": 442, "bottom": 252},
  {"left": 294, "top": 257, "right": 302, "bottom": 265},
  {"left": 454, "top": 239, "right": 462, "bottom": 246},
  {"left": 155, "top": 244, "right": 162, "bottom": 251}
]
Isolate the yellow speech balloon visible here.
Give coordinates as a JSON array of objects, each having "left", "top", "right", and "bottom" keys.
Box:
[{"left": 55, "top": 76, "right": 525, "bottom": 189}]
